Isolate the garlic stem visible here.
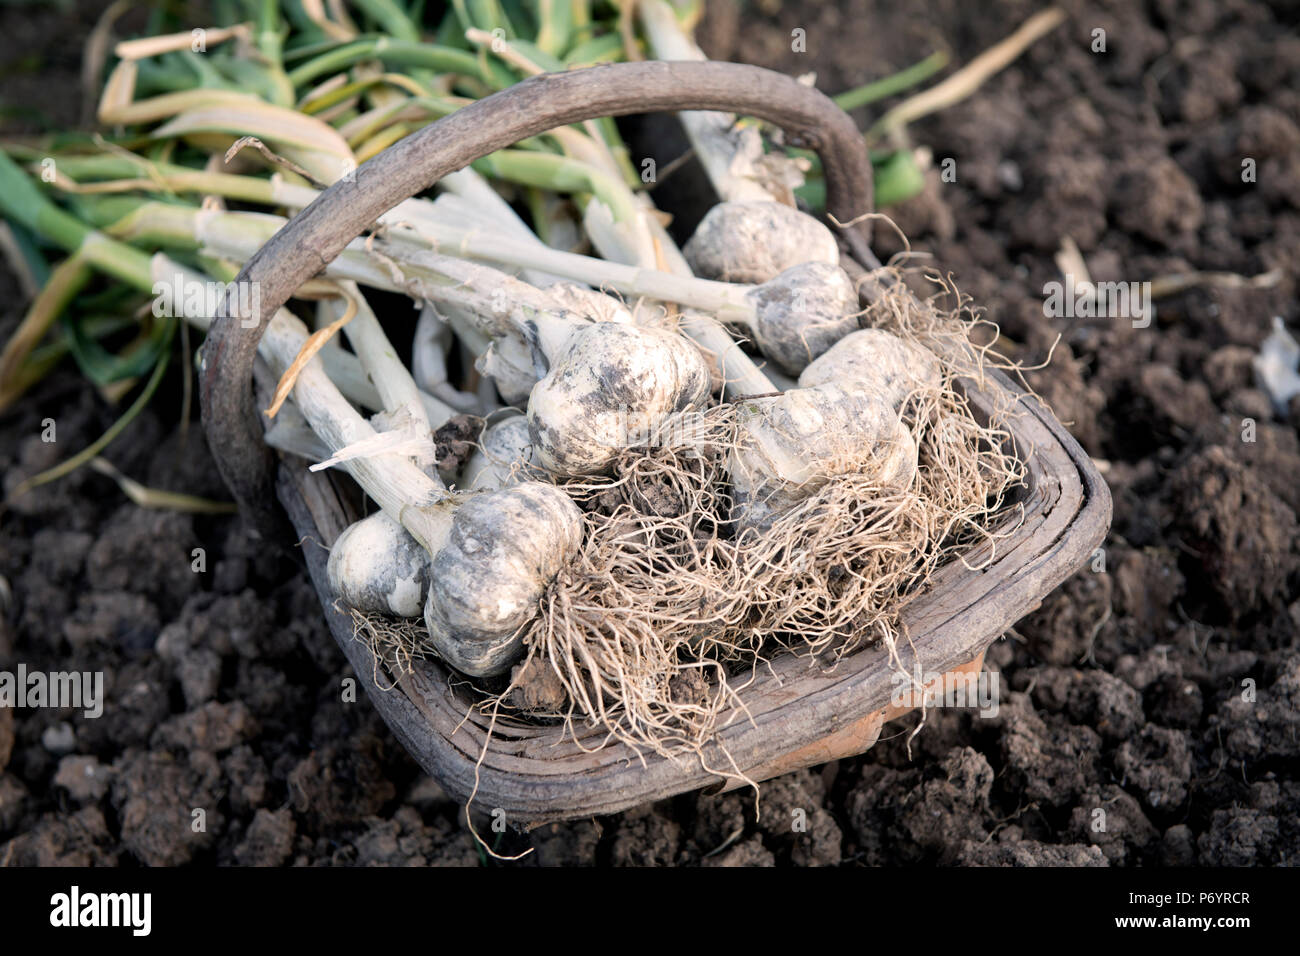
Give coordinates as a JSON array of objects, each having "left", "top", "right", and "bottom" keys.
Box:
[
  {"left": 412, "top": 304, "right": 484, "bottom": 414},
  {"left": 411, "top": 304, "right": 450, "bottom": 394},
  {"left": 189, "top": 205, "right": 785, "bottom": 396},
  {"left": 263, "top": 403, "right": 331, "bottom": 463},
  {"left": 437, "top": 169, "right": 570, "bottom": 287},
  {"left": 258, "top": 305, "right": 454, "bottom": 551},
  {"left": 154, "top": 253, "right": 455, "bottom": 423},
  {"left": 148, "top": 258, "right": 452, "bottom": 548},
  {"left": 678, "top": 311, "right": 778, "bottom": 397},
  {"left": 637, "top": 0, "right": 780, "bottom": 204},
  {"left": 333, "top": 280, "right": 432, "bottom": 432},
  {"left": 395, "top": 220, "right": 857, "bottom": 377},
  {"left": 418, "top": 220, "right": 756, "bottom": 319}
]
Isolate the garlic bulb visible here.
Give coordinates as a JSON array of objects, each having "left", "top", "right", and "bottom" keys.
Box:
[
  {"left": 327, "top": 510, "right": 432, "bottom": 618},
  {"left": 327, "top": 422, "right": 580, "bottom": 678},
  {"left": 424, "top": 481, "right": 583, "bottom": 677},
  {"left": 546, "top": 283, "right": 636, "bottom": 324},
  {"left": 798, "top": 328, "right": 943, "bottom": 412},
  {"left": 528, "top": 321, "right": 712, "bottom": 475},
  {"left": 728, "top": 382, "right": 917, "bottom": 531},
  {"left": 460, "top": 412, "right": 535, "bottom": 490},
  {"left": 243, "top": 256, "right": 583, "bottom": 684},
  {"left": 743, "top": 261, "right": 859, "bottom": 376},
  {"left": 684, "top": 200, "right": 839, "bottom": 283}
]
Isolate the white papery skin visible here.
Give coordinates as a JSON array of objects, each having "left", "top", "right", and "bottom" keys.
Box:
[
  {"left": 460, "top": 413, "right": 535, "bottom": 490},
  {"left": 684, "top": 201, "right": 840, "bottom": 284},
  {"left": 728, "top": 382, "right": 918, "bottom": 531},
  {"left": 424, "top": 481, "right": 583, "bottom": 677},
  {"left": 798, "top": 328, "right": 944, "bottom": 412},
  {"left": 546, "top": 283, "right": 636, "bottom": 325},
  {"left": 743, "top": 262, "right": 860, "bottom": 376},
  {"left": 328, "top": 478, "right": 582, "bottom": 677},
  {"left": 528, "top": 321, "right": 713, "bottom": 476},
  {"left": 328, "top": 511, "right": 432, "bottom": 618}
]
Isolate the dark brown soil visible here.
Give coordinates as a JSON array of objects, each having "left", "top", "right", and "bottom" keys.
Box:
[{"left": 1, "top": 0, "right": 1297, "bottom": 866}]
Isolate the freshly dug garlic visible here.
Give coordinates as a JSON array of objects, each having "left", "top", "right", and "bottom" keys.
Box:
[
  {"left": 684, "top": 200, "right": 839, "bottom": 283},
  {"left": 252, "top": 268, "right": 581, "bottom": 683},
  {"left": 546, "top": 283, "right": 636, "bottom": 324},
  {"left": 405, "top": 260, "right": 711, "bottom": 496},
  {"left": 327, "top": 421, "right": 577, "bottom": 677},
  {"left": 460, "top": 412, "right": 535, "bottom": 489},
  {"left": 740, "top": 262, "right": 859, "bottom": 377},
  {"left": 798, "top": 328, "right": 944, "bottom": 412},
  {"left": 528, "top": 321, "right": 712, "bottom": 475},
  {"left": 399, "top": 220, "right": 861, "bottom": 378},
  {"left": 728, "top": 382, "right": 917, "bottom": 531},
  {"left": 328, "top": 510, "right": 431, "bottom": 618},
  {"left": 424, "top": 481, "right": 583, "bottom": 677}
]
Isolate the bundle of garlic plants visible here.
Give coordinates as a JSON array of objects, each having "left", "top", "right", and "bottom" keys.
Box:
[
  {"left": 0, "top": 0, "right": 1029, "bottom": 770},
  {"left": 175, "top": 142, "right": 1024, "bottom": 763}
]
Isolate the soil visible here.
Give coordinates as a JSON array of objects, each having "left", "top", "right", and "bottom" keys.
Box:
[{"left": 1, "top": 0, "right": 1298, "bottom": 866}]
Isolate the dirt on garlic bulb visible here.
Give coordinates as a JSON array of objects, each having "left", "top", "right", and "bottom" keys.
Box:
[
  {"left": 798, "top": 328, "right": 944, "bottom": 413},
  {"left": 470, "top": 284, "right": 631, "bottom": 406},
  {"left": 741, "top": 261, "right": 860, "bottom": 376},
  {"left": 424, "top": 481, "right": 583, "bottom": 677},
  {"left": 684, "top": 200, "right": 840, "bottom": 284},
  {"left": 528, "top": 321, "right": 712, "bottom": 475},
  {"left": 327, "top": 510, "right": 432, "bottom": 618},
  {"left": 727, "top": 381, "right": 918, "bottom": 532}
]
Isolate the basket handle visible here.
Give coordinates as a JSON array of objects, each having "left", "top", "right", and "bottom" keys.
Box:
[{"left": 201, "top": 60, "right": 877, "bottom": 529}]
